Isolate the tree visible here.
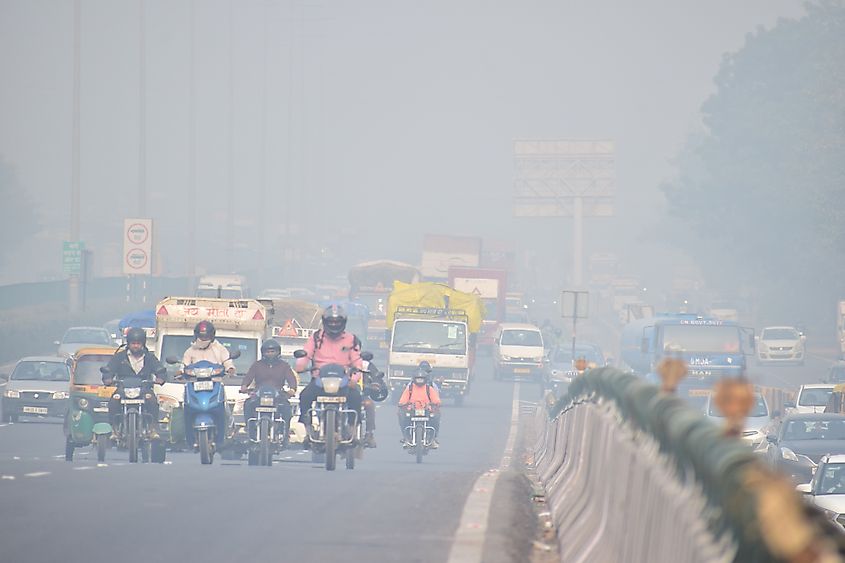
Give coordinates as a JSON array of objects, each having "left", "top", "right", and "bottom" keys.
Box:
[
  {"left": 662, "top": 1, "right": 845, "bottom": 326},
  {"left": 0, "top": 157, "right": 39, "bottom": 269}
]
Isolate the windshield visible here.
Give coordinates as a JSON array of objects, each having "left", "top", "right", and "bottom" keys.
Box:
[
  {"left": 159, "top": 335, "right": 257, "bottom": 378},
  {"left": 63, "top": 329, "right": 111, "bottom": 345},
  {"left": 553, "top": 347, "right": 604, "bottom": 365},
  {"left": 355, "top": 294, "right": 387, "bottom": 318},
  {"left": 660, "top": 324, "right": 741, "bottom": 353},
  {"left": 783, "top": 419, "right": 845, "bottom": 441},
  {"left": 708, "top": 394, "right": 768, "bottom": 417},
  {"left": 73, "top": 355, "right": 112, "bottom": 385},
  {"left": 762, "top": 328, "right": 799, "bottom": 340},
  {"left": 392, "top": 321, "right": 467, "bottom": 354},
  {"left": 11, "top": 361, "right": 69, "bottom": 382},
  {"left": 817, "top": 463, "right": 845, "bottom": 495},
  {"left": 798, "top": 387, "right": 833, "bottom": 407},
  {"left": 500, "top": 330, "right": 542, "bottom": 347}
]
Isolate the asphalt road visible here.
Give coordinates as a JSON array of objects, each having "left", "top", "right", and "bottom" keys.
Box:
[{"left": 0, "top": 358, "right": 542, "bottom": 563}]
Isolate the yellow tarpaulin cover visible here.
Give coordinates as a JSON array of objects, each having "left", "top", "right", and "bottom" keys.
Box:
[{"left": 386, "top": 281, "right": 485, "bottom": 333}]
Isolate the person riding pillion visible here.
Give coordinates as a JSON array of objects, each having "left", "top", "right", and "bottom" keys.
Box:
[
  {"left": 101, "top": 327, "right": 166, "bottom": 438},
  {"left": 294, "top": 305, "right": 366, "bottom": 444},
  {"left": 398, "top": 362, "right": 441, "bottom": 449},
  {"left": 240, "top": 339, "right": 297, "bottom": 446},
  {"left": 181, "top": 321, "right": 236, "bottom": 375}
]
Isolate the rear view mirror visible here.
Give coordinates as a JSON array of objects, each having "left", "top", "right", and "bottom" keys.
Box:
[
  {"left": 784, "top": 401, "right": 796, "bottom": 409},
  {"left": 227, "top": 350, "right": 241, "bottom": 360},
  {"left": 165, "top": 356, "right": 180, "bottom": 365},
  {"left": 293, "top": 350, "right": 307, "bottom": 359},
  {"left": 766, "top": 434, "right": 777, "bottom": 443},
  {"left": 796, "top": 483, "right": 812, "bottom": 494},
  {"left": 361, "top": 352, "right": 374, "bottom": 362}
]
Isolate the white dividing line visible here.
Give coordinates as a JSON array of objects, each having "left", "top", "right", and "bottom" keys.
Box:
[
  {"left": 1, "top": 475, "right": 15, "bottom": 480},
  {"left": 23, "top": 472, "right": 50, "bottom": 478},
  {"left": 73, "top": 466, "right": 94, "bottom": 471},
  {"left": 447, "top": 382, "right": 521, "bottom": 563}
]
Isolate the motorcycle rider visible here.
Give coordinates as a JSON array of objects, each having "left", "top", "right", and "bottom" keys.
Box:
[
  {"left": 295, "top": 305, "right": 366, "bottom": 446},
  {"left": 102, "top": 327, "right": 166, "bottom": 439},
  {"left": 397, "top": 362, "right": 441, "bottom": 449},
  {"left": 359, "top": 354, "right": 388, "bottom": 448},
  {"left": 240, "top": 340, "right": 297, "bottom": 447},
  {"left": 181, "top": 321, "right": 236, "bottom": 375}
]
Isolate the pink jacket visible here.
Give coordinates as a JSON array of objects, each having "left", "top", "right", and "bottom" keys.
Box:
[{"left": 294, "top": 330, "right": 363, "bottom": 383}]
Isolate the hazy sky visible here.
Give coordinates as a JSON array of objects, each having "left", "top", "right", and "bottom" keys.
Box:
[{"left": 0, "top": 0, "right": 806, "bottom": 287}]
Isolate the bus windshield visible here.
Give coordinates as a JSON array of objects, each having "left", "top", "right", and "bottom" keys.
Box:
[{"left": 661, "top": 324, "right": 741, "bottom": 353}]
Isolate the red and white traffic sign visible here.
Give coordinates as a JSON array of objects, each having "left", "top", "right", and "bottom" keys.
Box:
[{"left": 123, "top": 218, "right": 153, "bottom": 275}]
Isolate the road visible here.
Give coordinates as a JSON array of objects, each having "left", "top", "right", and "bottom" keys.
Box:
[{"left": 0, "top": 358, "right": 542, "bottom": 563}]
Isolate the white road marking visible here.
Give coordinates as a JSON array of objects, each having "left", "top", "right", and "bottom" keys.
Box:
[
  {"left": 447, "top": 382, "right": 521, "bottom": 563},
  {"left": 24, "top": 472, "right": 50, "bottom": 478},
  {"left": 73, "top": 466, "right": 93, "bottom": 471},
  {"left": 96, "top": 463, "right": 108, "bottom": 468},
  {"left": 1, "top": 475, "right": 15, "bottom": 480},
  {"left": 12, "top": 456, "right": 20, "bottom": 460},
  {"left": 0, "top": 424, "right": 8, "bottom": 428}
]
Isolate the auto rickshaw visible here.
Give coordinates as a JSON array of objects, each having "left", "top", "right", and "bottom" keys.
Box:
[
  {"left": 825, "top": 384, "right": 845, "bottom": 414},
  {"left": 64, "top": 347, "right": 118, "bottom": 461}
]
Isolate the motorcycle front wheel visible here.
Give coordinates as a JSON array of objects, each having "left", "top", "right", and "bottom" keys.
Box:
[
  {"left": 415, "top": 423, "right": 425, "bottom": 464},
  {"left": 198, "top": 429, "right": 213, "bottom": 465},
  {"left": 325, "top": 409, "right": 336, "bottom": 471},
  {"left": 259, "top": 418, "right": 271, "bottom": 466},
  {"left": 127, "top": 412, "right": 138, "bottom": 463}
]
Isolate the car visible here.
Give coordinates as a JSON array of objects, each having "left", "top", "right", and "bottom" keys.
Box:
[
  {"left": 493, "top": 323, "right": 546, "bottom": 381},
  {"left": 761, "top": 413, "right": 845, "bottom": 483},
  {"left": 796, "top": 454, "right": 845, "bottom": 529},
  {"left": 825, "top": 363, "right": 845, "bottom": 384},
  {"left": 790, "top": 384, "right": 835, "bottom": 414},
  {"left": 757, "top": 326, "right": 805, "bottom": 365},
  {"left": 704, "top": 391, "right": 773, "bottom": 447},
  {"left": 55, "top": 326, "right": 113, "bottom": 357},
  {"left": 1, "top": 356, "right": 72, "bottom": 422}
]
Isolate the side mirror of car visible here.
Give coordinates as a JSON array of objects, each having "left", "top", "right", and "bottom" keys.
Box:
[
  {"left": 54, "top": 340, "right": 61, "bottom": 346},
  {"left": 771, "top": 410, "right": 781, "bottom": 418},
  {"left": 766, "top": 434, "right": 777, "bottom": 443},
  {"left": 165, "top": 356, "right": 181, "bottom": 365},
  {"left": 293, "top": 350, "right": 307, "bottom": 359},
  {"left": 99, "top": 366, "right": 110, "bottom": 374},
  {"left": 360, "top": 351, "right": 374, "bottom": 362},
  {"left": 784, "top": 401, "right": 796, "bottom": 409},
  {"left": 796, "top": 483, "right": 812, "bottom": 495},
  {"left": 228, "top": 350, "right": 241, "bottom": 360}
]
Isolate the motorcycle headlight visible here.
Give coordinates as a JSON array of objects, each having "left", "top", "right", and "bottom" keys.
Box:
[
  {"left": 4, "top": 389, "right": 20, "bottom": 398},
  {"left": 322, "top": 377, "right": 342, "bottom": 394},
  {"left": 124, "top": 387, "right": 141, "bottom": 399},
  {"left": 260, "top": 396, "right": 274, "bottom": 406},
  {"left": 414, "top": 408, "right": 426, "bottom": 416},
  {"left": 77, "top": 397, "right": 89, "bottom": 409},
  {"left": 53, "top": 391, "right": 69, "bottom": 400}
]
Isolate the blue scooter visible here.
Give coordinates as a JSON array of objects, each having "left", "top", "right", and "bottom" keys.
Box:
[{"left": 166, "top": 350, "right": 240, "bottom": 465}]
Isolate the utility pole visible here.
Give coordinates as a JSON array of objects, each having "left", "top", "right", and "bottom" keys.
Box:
[
  {"left": 187, "top": 0, "right": 197, "bottom": 291},
  {"left": 226, "top": 0, "right": 235, "bottom": 272},
  {"left": 257, "top": 0, "right": 269, "bottom": 289},
  {"left": 139, "top": 0, "right": 146, "bottom": 216},
  {"left": 69, "top": 0, "right": 81, "bottom": 313}
]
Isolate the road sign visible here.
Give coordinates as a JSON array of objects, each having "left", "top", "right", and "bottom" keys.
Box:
[
  {"left": 123, "top": 218, "right": 153, "bottom": 275},
  {"left": 62, "top": 241, "right": 84, "bottom": 275},
  {"left": 561, "top": 290, "right": 589, "bottom": 319}
]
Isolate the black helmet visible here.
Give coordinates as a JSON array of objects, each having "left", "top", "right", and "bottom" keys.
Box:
[
  {"left": 261, "top": 339, "right": 281, "bottom": 360},
  {"left": 321, "top": 305, "right": 347, "bottom": 338},
  {"left": 194, "top": 321, "right": 216, "bottom": 341},
  {"left": 413, "top": 371, "right": 429, "bottom": 386},
  {"left": 125, "top": 327, "right": 146, "bottom": 346}
]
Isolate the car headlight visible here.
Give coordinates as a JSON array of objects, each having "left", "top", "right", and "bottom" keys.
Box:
[
  {"left": 836, "top": 513, "right": 845, "bottom": 528},
  {"left": 781, "top": 447, "right": 799, "bottom": 462},
  {"left": 260, "top": 396, "right": 274, "bottom": 406},
  {"left": 77, "top": 397, "right": 89, "bottom": 409},
  {"left": 53, "top": 391, "right": 69, "bottom": 400},
  {"left": 4, "top": 389, "right": 20, "bottom": 398},
  {"left": 124, "top": 387, "right": 141, "bottom": 399}
]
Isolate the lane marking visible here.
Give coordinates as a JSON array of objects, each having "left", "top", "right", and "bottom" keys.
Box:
[
  {"left": 24, "top": 472, "right": 50, "bottom": 478},
  {"left": 447, "top": 382, "right": 521, "bottom": 563},
  {"left": 1, "top": 475, "right": 15, "bottom": 480},
  {"left": 73, "top": 466, "right": 93, "bottom": 471}
]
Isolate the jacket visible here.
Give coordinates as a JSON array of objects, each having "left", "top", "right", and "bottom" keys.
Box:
[
  {"left": 102, "top": 348, "right": 165, "bottom": 384},
  {"left": 294, "top": 330, "right": 363, "bottom": 383},
  {"left": 181, "top": 340, "right": 236, "bottom": 372},
  {"left": 399, "top": 383, "right": 441, "bottom": 407},
  {"left": 241, "top": 359, "right": 297, "bottom": 391}
]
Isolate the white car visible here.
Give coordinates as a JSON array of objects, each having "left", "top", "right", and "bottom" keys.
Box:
[
  {"left": 757, "top": 326, "right": 805, "bottom": 365},
  {"left": 790, "top": 384, "right": 834, "bottom": 414},
  {"left": 797, "top": 454, "right": 845, "bottom": 529},
  {"left": 704, "top": 392, "right": 773, "bottom": 447}
]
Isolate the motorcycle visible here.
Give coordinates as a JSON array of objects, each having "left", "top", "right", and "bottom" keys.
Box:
[
  {"left": 402, "top": 402, "right": 437, "bottom": 464},
  {"left": 245, "top": 385, "right": 290, "bottom": 467},
  {"left": 294, "top": 350, "right": 365, "bottom": 471},
  {"left": 166, "top": 350, "right": 240, "bottom": 465},
  {"left": 99, "top": 368, "right": 166, "bottom": 464}
]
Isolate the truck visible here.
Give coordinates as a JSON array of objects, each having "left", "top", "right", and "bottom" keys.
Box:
[
  {"left": 348, "top": 260, "right": 421, "bottom": 355},
  {"left": 154, "top": 296, "right": 268, "bottom": 449},
  {"left": 448, "top": 267, "right": 507, "bottom": 352},
  {"left": 620, "top": 313, "right": 755, "bottom": 407},
  {"left": 420, "top": 234, "right": 482, "bottom": 282},
  {"left": 385, "top": 282, "right": 484, "bottom": 406}
]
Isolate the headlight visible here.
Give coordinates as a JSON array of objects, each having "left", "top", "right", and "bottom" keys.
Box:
[
  {"left": 322, "top": 377, "right": 342, "bottom": 394},
  {"left": 260, "top": 396, "right": 274, "bottom": 406},
  {"left": 4, "top": 389, "right": 20, "bottom": 398},
  {"left": 781, "top": 447, "right": 799, "bottom": 462},
  {"left": 157, "top": 395, "right": 180, "bottom": 413},
  {"left": 124, "top": 387, "right": 141, "bottom": 399},
  {"left": 501, "top": 355, "right": 512, "bottom": 361},
  {"left": 836, "top": 514, "right": 845, "bottom": 528},
  {"left": 53, "top": 391, "right": 69, "bottom": 400},
  {"left": 77, "top": 397, "right": 89, "bottom": 409},
  {"left": 194, "top": 368, "right": 214, "bottom": 378}
]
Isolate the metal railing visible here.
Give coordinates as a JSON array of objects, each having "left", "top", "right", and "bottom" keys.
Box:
[{"left": 533, "top": 367, "right": 845, "bottom": 563}]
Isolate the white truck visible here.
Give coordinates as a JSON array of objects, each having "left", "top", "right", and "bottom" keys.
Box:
[{"left": 196, "top": 274, "right": 249, "bottom": 299}]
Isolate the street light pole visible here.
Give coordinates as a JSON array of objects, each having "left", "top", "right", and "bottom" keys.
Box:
[
  {"left": 69, "top": 0, "right": 81, "bottom": 313},
  {"left": 187, "top": 0, "right": 197, "bottom": 291}
]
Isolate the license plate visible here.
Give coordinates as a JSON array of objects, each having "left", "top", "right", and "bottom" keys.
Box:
[
  {"left": 255, "top": 407, "right": 276, "bottom": 413},
  {"left": 513, "top": 368, "right": 531, "bottom": 374},
  {"left": 93, "top": 407, "right": 108, "bottom": 413},
  {"left": 193, "top": 380, "right": 214, "bottom": 391},
  {"left": 98, "top": 388, "right": 114, "bottom": 398},
  {"left": 22, "top": 406, "right": 48, "bottom": 414},
  {"left": 318, "top": 396, "right": 346, "bottom": 403},
  {"left": 121, "top": 399, "right": 144, "bottom": 405},
  {"left": 411, "top": 417, "right": 428, "bottom": 422}
]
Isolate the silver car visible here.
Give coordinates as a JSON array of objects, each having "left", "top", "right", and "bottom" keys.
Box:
[
  {"left": 704, "top": 392, "right": 773, "bottom": 447},
  {"left": 1, "top": 356, "right": 71, "bottom": 422},
  {"left": 55, "top": 326, "right": 113, "bottom": 357}
]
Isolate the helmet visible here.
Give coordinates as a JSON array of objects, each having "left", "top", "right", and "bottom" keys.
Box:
[
  {"left": 321, "top": 305, "right": 347, "bottom": 338},
  {"left": 125, "top": 327, "right": 146, "bottom": 346},
  {"left": 413, "top": 372, "right": 429, "bottom": 386},
  {"left": 261, "top": 339, "right": 281, "bottom": 360},
  {"left": 194, "top": 321, "right": 216, "bottom": 341}
]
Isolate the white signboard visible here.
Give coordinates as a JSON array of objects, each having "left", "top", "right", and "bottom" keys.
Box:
[
  {"left": 123, "top": 218, "right": 153, "bottom": 275},
  {"left": 452, "top": 277, "right": 499, "bottom": 299}
]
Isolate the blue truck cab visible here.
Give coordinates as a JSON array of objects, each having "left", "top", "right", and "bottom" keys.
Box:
[{"left": 620, "top": 313, "right": 755, "bottom": 406}]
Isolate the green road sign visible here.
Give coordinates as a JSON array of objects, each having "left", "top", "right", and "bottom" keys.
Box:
[{"left": 62, "top": 241, "right": 84, "bottom": 275}]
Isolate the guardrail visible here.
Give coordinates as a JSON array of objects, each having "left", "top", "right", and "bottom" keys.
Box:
[{"left": 533, "top": 367, "right": 845, "bottom": 563}]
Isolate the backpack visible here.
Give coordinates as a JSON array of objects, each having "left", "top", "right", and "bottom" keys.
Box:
[{"left": 406, "top": 381, "right": 432, "bottom": 403}]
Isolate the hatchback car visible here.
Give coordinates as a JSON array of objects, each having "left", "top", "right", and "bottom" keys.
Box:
[
  {"left": 704, "top": 392, "right": 772, "bottom": 447},
  {"left": 2, "top": 356, "right": 71, "bottom": 422},
  {"left": 757, "top": 326, "right": 805, "bottom": 365},
  {"left": 762, "top": 413, "right": 845, "bottom": 483},
  {"left": 55, "top": 326, "right": 113, "bottom": 357},
  {"left": 796, "top": 454, "right": 845, "bottom": 529}
]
